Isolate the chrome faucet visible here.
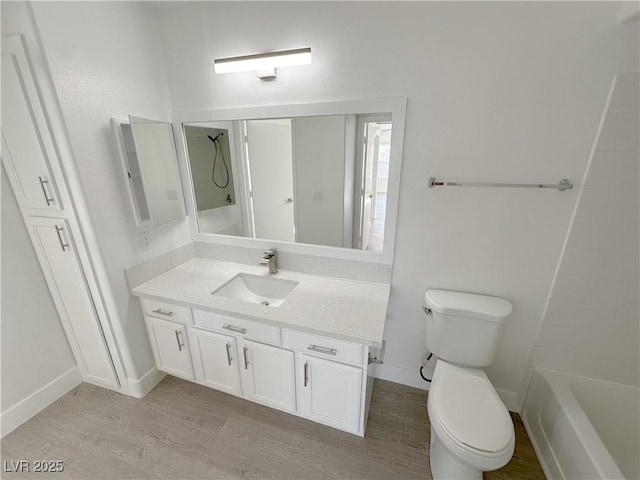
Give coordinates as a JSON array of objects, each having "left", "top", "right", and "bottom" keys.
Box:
[{"left": 260, "top": 249, "right": 278, "bottom": 274}]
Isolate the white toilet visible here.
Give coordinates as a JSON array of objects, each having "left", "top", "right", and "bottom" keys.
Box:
[{"left": 423, "top": 289, "right": 515, "bottom": 480}]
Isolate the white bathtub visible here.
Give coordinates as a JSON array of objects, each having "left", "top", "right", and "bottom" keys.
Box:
[{"left": 522, "top": 369, "right": 639, "bottom": 480}]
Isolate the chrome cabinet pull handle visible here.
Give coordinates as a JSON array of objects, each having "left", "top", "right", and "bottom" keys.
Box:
[
  {"left": 174, "top": 330, "right": 184, "bottom": 351},
  {"left": 243, "top": 346, "right": 249, "bottom": 370},
  {"left": 307, "top": 345, "right": 337, "bottom": 356},
  {"left": 223, "top": 324, "right": 247, "bottom": 334},
  {"left": 152, "top": 308, "right": 174, "bottom": 317},
  {"left": 225, "top": 342, "right": 232, "bottom": 366},
  {"left": 38, "top": 176, "right": 54, "bottom": 206},
  {"left": 54, "top": 225, "right": 69, "bottom": 251},
  {"left": 304, "top": 361, "right": 309, "bottom": 387}
]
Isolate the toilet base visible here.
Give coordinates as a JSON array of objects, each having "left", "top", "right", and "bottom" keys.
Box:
[{"left": 430, "top": 426, "right": 482, "bottom": 480}]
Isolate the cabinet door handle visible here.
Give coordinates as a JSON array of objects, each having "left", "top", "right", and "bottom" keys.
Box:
[
  {"left": 152, "top": 308, "right": 174, "bottom": 317},
  {"left": 304, "top": 361, "right": 309, "bottom": 387},
  {"left": 38, "top": 176, "right": 54, "bottom": 206},
  {"left": 174, "top": 330, "right": 184, "bottom": 351},
  {"left": 307, "top": 344, "right": 337, "bottom": 356},
  {"left": 243, "top": 346, "right": 249, "bottom": 370},
  {"left": 225, "top": 342, "right": 232, "bottom": 366},
  {"left": 223, "top": 324, "right": 247, "bottom": 334},
  {"left": 54, "top": 225, "right": 70, "bottom": 251}
]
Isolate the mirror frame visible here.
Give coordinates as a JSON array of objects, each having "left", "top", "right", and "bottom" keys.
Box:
[{"left": 172, "top": 97, "right": 406, "bottom": 265}]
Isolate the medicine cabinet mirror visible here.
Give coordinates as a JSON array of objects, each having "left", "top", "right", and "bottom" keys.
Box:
[
  {"left": 174, "top": 97, "right": 406, "bottom": 263},
  {"left": 112, "top": 116, "right": 186, "bottom": 229}
]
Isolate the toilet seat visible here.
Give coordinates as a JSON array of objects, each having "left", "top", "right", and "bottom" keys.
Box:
[{"left": 428, "top": 361, "right": 515, "bottom": 467}]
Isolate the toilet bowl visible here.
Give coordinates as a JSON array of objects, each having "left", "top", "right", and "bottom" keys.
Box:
[
  {"left": 427, "top": 361, "right": 514, "bottom": 479},
  {"left": 423, "top": 289, "right": 515, "bottom": 479}
]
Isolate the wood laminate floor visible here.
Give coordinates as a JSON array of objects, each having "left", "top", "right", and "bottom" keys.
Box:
[{"left": 1, "top": 377, "right": 545, "bottom": 479}]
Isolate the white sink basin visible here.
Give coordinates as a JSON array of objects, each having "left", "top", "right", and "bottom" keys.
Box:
[{"left": 211, "top": 273, "right": 298, "bottom": 307}]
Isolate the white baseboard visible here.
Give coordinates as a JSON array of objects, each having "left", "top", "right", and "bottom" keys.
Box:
[
  {"left": 374, "top": 362, "right": 430, "bottom": 391},
  {"left": 127, "top": 367, "right": 165, "bottom": 398},
  {"left": 496, "top": 388, "right": 520, "bottom": 413},
  {"left": 1, "top": 367, "right": 82, "bottom": 438}
]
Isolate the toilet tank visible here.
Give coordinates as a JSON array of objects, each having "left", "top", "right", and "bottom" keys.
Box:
[{"left": 424, "top": 289, "right": 512, "bottom": 367}]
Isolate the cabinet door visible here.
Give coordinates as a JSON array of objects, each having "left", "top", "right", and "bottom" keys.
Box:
[
  {"left": 145, "top": 316, "right": 193, "bottom": 380},
  {"left": 24, "top": 217, "right": 118, "bottom": 389},
  {"left": 1, "top": 36, "right": 61, "bottom": 211},
  {"left": 239, "top": 339, "right": 296, "bottom": 413},
  {"left": 189, "top": 328, "right": 241, "bottom": 396},
  {"left": 300, "top": 354, "right": 362, "bottom": 433}
]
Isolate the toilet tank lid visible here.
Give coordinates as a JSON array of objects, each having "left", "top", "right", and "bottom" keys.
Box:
[{"left": 424, "top": 289, "right": 513, "bottom": 322}]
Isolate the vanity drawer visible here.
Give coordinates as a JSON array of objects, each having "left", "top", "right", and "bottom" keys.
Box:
[
  {"left": 193, "top": 309, "right": 281, "bottom": 345},
  {"left": 282, "top": 329, "right": 364, "bottom": 366},
  {"left": 140, "top": 298, "right": 192, "bottom": 325}
]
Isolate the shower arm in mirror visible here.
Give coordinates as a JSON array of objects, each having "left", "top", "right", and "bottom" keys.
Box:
[{"left": 173, "top": 97, "right": 407, "bottom": 266}]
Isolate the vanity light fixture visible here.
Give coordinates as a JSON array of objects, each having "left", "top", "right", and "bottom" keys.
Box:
[{"left": 213, "top": 47, "right": 311, "bottom": 80}]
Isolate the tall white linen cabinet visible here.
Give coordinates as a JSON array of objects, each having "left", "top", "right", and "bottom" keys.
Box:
[{"left": 1, "top": 35, "right": 130, "bottom": 394}]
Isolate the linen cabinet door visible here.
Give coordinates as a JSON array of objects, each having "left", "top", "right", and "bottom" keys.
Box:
[
  {"left": 239, "top": 339, "right": 296, "bottom": 413},
  {"left": 24, "top": 217, "right": 118, "bottom": 389},
  {"left": 145, "top": 316, "right": 193, "bottom": 381},
  {"left": 189, "top": 328, "right": 242, "bottom": 396},
  {"left": 1, "top": 36, "right": 61, "bottom": 212},
  {"left": 300, "top": 354, "right": 362, "bottom": 434}
]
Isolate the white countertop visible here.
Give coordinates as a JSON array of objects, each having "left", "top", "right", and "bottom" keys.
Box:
[{"left": 131, "top": 258, "right": 390, "bottom": 347}]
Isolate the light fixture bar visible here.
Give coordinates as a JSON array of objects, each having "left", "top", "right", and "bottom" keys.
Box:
[{"left": 213, "top": 47, "right": 311, "bottom": 77}]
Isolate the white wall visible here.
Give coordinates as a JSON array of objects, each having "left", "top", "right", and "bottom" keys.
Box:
[
  {"left": 25, "top": 1, "right": 193, "bottom": 379},
  {"left": 1, "top": 167, "right": 78, "bottom": 412},
  {"left": 157, "top": 2, "right": 639, "bottom": 408},
  {"left": 529, "top": 72, "right": 639, "bottom": 387},
  {"left": 293, "top": 115, "right": 346, "bottom": 248}
]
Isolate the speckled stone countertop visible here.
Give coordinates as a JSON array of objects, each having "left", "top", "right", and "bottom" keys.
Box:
[{"left": 131, "top": 258, "right": 390, "bottom": 347}]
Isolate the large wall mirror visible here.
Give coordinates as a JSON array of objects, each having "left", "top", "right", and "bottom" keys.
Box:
[{"left": 173, "top": 98, "right": 406, "bottom": 264}]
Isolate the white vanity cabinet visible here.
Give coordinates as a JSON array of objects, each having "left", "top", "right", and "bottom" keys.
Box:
[
  {"left": 188, "top": 327, "right": 242, "bottom": 396},
  {"left": 190, "top": 309, "right": 296, "bottom": 413},
  {"left": 145, "top": 317, "right": 193, "bottom": 381},
  {"left": 238, "top": 338, "right": 296, "bottom": 413},
  {"left": 299, "top": 354, "right": 363, "bottom": 433},
  {"left": 283, "top": 329, "right": 370, "bottom": 435},
  {"left": 142, "top": 299, "right": 194, "bottom": 381},
  {"left": 138, "top": 297, "right": 378, "bottom": 437}
]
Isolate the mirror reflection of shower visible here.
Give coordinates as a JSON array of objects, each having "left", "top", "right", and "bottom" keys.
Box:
[
  {"left": 184, "top": 125, "right": 236, "bottom": 210},
  {"left": 207, "top": 132, "right": 230, "bottom": 191}
]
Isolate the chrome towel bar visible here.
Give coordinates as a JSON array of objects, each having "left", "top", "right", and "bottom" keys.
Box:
[{"left": 428, "top": 177, "right": 573, "bottom": 191}]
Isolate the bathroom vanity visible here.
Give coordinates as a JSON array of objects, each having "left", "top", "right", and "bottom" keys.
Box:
[{"left": 131, "top": 258, "right": 389, "bottom": 436}]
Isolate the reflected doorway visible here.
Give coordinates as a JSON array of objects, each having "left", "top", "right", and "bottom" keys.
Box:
[{"left": 354, "top": 116, "right": 392, "bottom": 252}]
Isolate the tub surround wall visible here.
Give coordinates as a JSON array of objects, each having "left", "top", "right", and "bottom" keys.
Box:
[{"left": 529, "top": 72, "right": 640, "bottom": 388}]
